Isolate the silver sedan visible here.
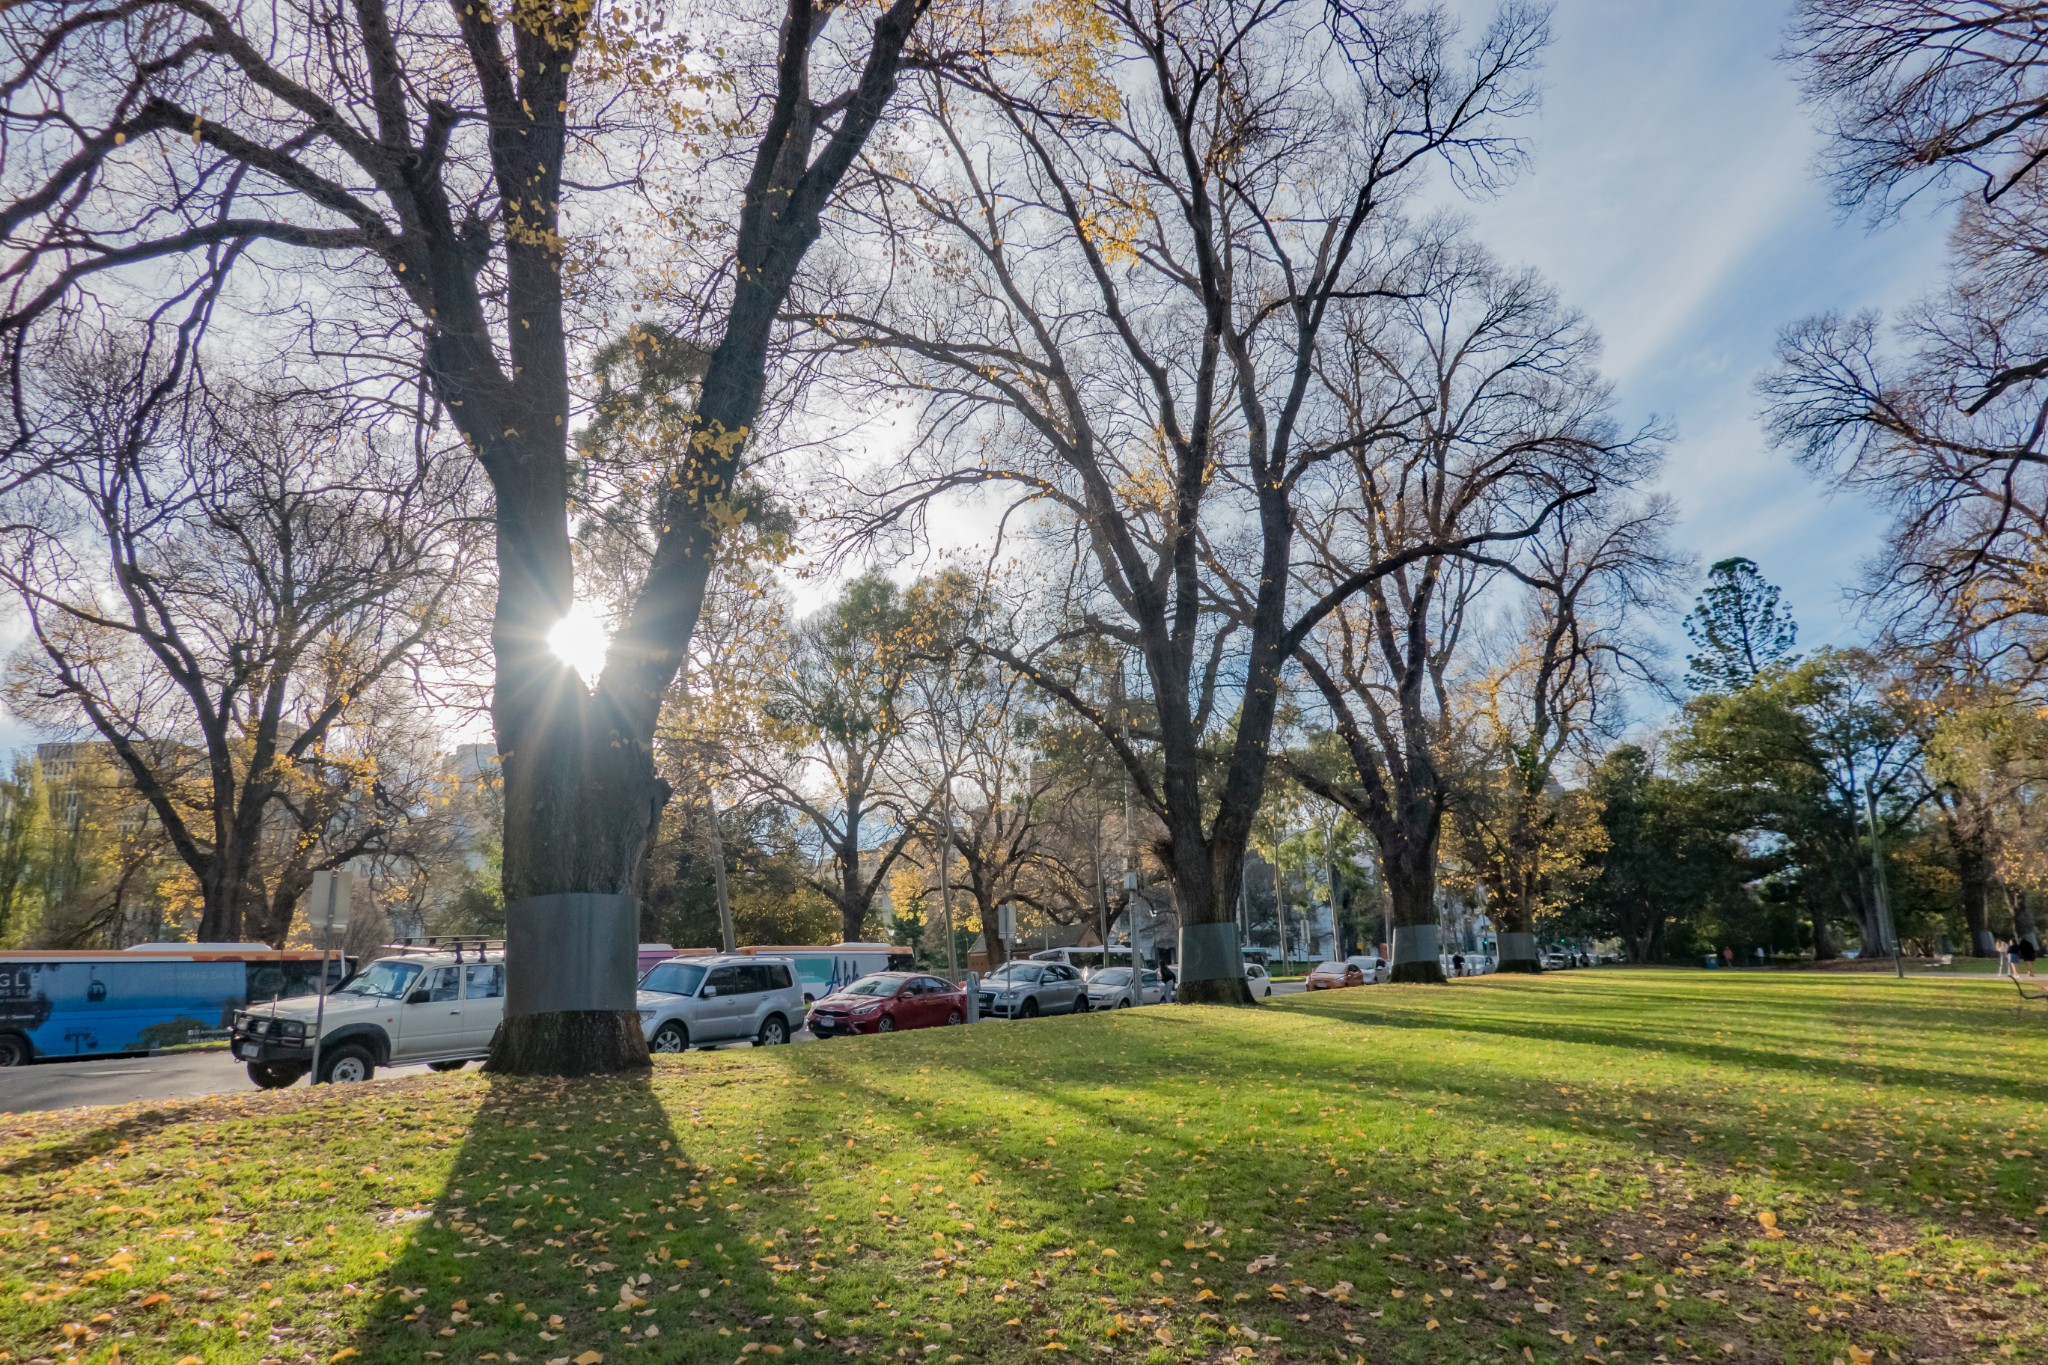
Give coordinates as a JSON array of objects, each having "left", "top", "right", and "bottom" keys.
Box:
[
  {"left": 1083, "top": 966, "right": 1164, "bottom": 1009},
  {"left": 977, "top": 961, "right": 1088, "bottom": 1018}
]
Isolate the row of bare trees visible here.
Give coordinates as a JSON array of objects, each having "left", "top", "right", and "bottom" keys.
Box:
[{"left": 1, "top": 0, "right": 1680, "bottom": 1068}]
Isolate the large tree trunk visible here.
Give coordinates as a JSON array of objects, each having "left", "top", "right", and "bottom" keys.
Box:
[
  {"left": 1952, "top": 821, "right": 1995, "bottom": 956},
  {"left": 1810, "top": 889, "right": 1839, "bottom": 961},
  {"left": 1845, "top": 873, "right": 1885, "bottom": 957},
  {"left": 1172, "top": 831, "right": 1253, "bottom": 1005},
  {"left": 1491, "top": 873, "right": 1542, "bottom": 974},
  {"left": 1385, "top": 849, "right": 1446, "bottom": 984},
  {"left": 490, "top": 671, "right": 661, "bottom": 1078}
]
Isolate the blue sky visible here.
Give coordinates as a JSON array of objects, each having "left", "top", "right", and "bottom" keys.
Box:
[{"left": 1446, "top": 0, "right": 1951, "bottom": 659}]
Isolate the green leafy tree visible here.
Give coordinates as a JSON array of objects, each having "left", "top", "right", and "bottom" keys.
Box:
[
  {"left": 1682, "top": 558, "right": 1799, "bottom": 694},
  {"left": 0, "top": 757, "right": 44, "bottom": 945},
  {"left": 1671, "top": 651, "right": 1925, "bottom": 959},
  {"left": 1578, "top": 746, "right": 1755, "bottom": 962}
]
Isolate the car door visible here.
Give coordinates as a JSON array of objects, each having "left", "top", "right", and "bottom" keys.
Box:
[
  {"left": 918, "top": 976, "right": 954, "bottom": 1025},
  {"left": 462, "top": 962, "right": 505, "bottom": 1050},
  {"left": 697, "top": 965, "right": 748, "bottom": 1041},
  {"left": 400, "top": 966, "right": 467, "bottom": 1059},
  {"left": 740, "top": 964, "right": 780, "bottom": 1035},
  {"left": 1139, "top": 971, "right": 1162, "bottom": 1005},
  {"left": 1048, "top": 964, "right": 1081, "bottom": 1011}
]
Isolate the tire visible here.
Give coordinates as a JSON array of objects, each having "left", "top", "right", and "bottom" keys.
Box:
[
  {"left": 876, "top": 1015, "right": 896, "bottom": 1033},
  {"left": 756, "top": 1015, "right": 790, "bottom": 1047},
  {"left": 650, "top": 1021, "right": 688, "bottom": 1054},
  {"left": 427, "top": 1060, "right": 468, "bottom": 1072},
  {"left": 1116, "top": 998, "right": 1131, "bottom": 1009},
  {"left": 946, "top": 1010, "right": 963, "bottom": 1025},
  {"left": 1019, "top": 997, "right": 1040, "bottom": 1019},
  {"left": 0, "top": 1031, "right": 30, "bottom": 1067},
  {"left": 247, "top": 1060, "right": 308, "bottom": 1089},
  {"left": 316, "top": 1043, "right": 374, "bottom": 1085},
  {"left": 1073, "top": 993, "right": 1091, "bottom": 1013},
  {"left": 1265, "top": 986, "right": 1273, "bottom": 998}
]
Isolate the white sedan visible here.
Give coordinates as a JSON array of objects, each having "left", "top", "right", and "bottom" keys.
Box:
[{"left": 1084, "top": 966, "right": 1164, "bottom": 1008}]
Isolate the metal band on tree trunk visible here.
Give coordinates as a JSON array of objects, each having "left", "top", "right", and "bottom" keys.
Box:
[
  {"left": 505, "top": 893, "right": 639, "bottom": 1017},
  {"left": 1391, "top": 924, "right": 1440, "bottom": 965},
  {"left": 1178, "top": 921, "right": 1245, "bottom": 984},
  {"left": 1497, "top": 931, "right": 1539, "bottom": 965}
]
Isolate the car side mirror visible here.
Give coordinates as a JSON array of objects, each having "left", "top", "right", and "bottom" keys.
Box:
[
  {"left": 406, "top": 988, "right": 431, "bottom": 1005},
  {"left": 701, "top": 986, "right": 718, "bottom": 998}
]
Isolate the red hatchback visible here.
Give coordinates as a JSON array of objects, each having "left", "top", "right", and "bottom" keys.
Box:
[{"left": 806, "top": 972, "right": 967, "bottom": 1037}]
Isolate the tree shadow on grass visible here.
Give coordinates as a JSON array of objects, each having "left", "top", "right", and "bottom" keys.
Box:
[
  {"left": 0, "top": 1103, "right": 201, "bottom": 1178},
  {"left": 348, "top": 1067, "right": 817, "bottom": 1365},
  {"left": 776, "top": 1012, "right": 1988, "bottom": 1365},
  {"left": 1299, "top": 985, "right": 2048, "bottom": 1107}
]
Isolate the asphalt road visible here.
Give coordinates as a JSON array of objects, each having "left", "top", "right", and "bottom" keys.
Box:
[
  {"left": 5, "top": 989, "right": 1314, "bottom": 1115},
  {"left": 0, "top": 1028, "right": 829, "bottom": 1115}
]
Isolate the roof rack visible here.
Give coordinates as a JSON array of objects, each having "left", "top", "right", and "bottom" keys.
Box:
[{"left": 382, "top": 936, "right": 505, "bottom": 963}]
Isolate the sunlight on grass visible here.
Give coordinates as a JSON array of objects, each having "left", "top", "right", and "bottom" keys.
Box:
[{"left": 1, "top": 971, "right": 2042, "bottom": 1363}]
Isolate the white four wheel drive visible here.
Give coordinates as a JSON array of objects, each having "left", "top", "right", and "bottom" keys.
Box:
[
  {"left": 636, "top": 955, "right": 804, "bottom": 1053},
  {"left": 231, "top": 942, "right": 504, "bottom": 1088}
]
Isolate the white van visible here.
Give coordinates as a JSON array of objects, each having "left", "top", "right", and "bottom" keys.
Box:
[{"left": 1028, "top": 946, "right": 1133, "bottom": 975}]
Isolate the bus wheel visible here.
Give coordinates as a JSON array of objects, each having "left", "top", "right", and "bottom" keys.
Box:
[
  {"left": 316, "top": 1044, "right": 375, "bottom": 1085},
  {"left": 0, "top": 1032, "right": 30, "bottom": 1067},
  {"left": 247, "top": 1061, "right": 306, "bottom": 1090}
]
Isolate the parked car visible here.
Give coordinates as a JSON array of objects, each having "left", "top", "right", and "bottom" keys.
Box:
[
  {"left": 636, "top": 954, "right": 803, "bottom": 1052},
  {"left": 1083, "top": 966, "right": 1163, "bottom": 1009},
  {"left": 1540, "top": 950, "right": 1571, "bottom": 971},
  {"left": 1305, "top": 961, "right": 1367, "bottom": 990},
  {"left": 978, "top": 960, "right": 1088, "bottom": 1018},
  {"left": 1345, "top": 953, "right": 1390, "bottom": 983},
  {"left": 807, "top": 973, "right": 967, "bottom": 1037},
  {"left": 1243, "top": 961, "right": 1275, "bottom": 998},
  {"left": 230, "top": 944, "right": 503, "bottom": 1088}
]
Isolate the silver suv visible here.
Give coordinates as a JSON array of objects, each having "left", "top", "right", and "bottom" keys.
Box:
[
  {"left": 636, "top": 955, "right": 803, "bottom": 1051},
  {"left": 978, "top": 960, "right": 1088, "bottom": 1018}
]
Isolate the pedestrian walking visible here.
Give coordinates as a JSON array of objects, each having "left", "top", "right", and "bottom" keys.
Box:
[
  {"left": 1997, "top": 937, "right": 2013, "bottom": 977},
  {"left": 2020, "top": 937, "right": 2039, "bottom": 977},
  {"left": 1451, "top": 951, "right": 1466, "bottom": 977},
  {"left": 1160, "top": 962, "right": 1177, "bottom": 1002},
  {"left": 1721, "top": 946, "right": 1734, "bottom": 970},
  {"left": 1753, "top": 946, "right": 1764, "bottom": 968}
]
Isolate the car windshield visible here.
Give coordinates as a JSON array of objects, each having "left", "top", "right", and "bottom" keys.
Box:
[
  {"left": 841, "top": 975, "right": 901, "bottom": 997},
  {"left": 1316, "top": 963, "right": 1347, "bottom": 974},
  {"left": 1090, "top": 968, "right": 1132, "bottom": 985},
  {"left": 989, "top": 963, "right": 1042, "bottom": 983},
  {"left": 641, "top": 961, "right": 708, "bottom": 996},
  {"left": 335, "top": 959, "right": 421, "bottom": 999}
]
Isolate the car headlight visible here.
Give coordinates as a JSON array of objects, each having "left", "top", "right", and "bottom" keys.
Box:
[
  {"left": 279, "top": 1020, "right": 307, "bottom": 1040},
  {"left": 637, "top": 1010, "right": 655, "bottom": 1023}
]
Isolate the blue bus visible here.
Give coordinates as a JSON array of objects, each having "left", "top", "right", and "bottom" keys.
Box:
[{"left": 0, "top": 944, "right": 348, "bottom": 1066}]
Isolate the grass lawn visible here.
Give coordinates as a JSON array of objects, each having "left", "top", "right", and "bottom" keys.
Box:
[{"left": 2, "top": 970, "right": 2044, "bottom": 1364}]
